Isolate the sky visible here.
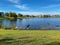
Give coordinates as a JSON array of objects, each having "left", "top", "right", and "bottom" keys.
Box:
[{"left": 0, "top": 0, "right": 60, "bottom": 15}]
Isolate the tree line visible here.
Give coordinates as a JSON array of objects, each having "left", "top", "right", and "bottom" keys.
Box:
[
  {"left": 0, "top": 12, "right": 60, "bottom": 19},
  {"left": 0, "top": 12, "right": 36, "bottom": 18}
]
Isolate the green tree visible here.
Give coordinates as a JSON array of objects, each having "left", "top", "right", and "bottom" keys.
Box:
[
  {"left": 5, "top": 13, "right": 9, "bottom": 17},
  {"left": 25, "top": 15, "right": 30, "bottom": 17},
  {"left": 5, "top": 12, "right": 17, "bottom": 17},
  {"left": 0, "top": 12, "right": 4, "bottom": 17},
  {"left": 9, "top": 12, "right": 17, "bottom": 17},
  {"left": 43, "top": 15, "right": 51, "bottom": 18},
  {"left": 31, "top": 15, "right": 36, "bottom": 17},
  {"left": 18, "top": 13, "right": 23, "bottom": 17}
]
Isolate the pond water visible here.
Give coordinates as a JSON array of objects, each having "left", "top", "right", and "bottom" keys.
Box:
[{"left": 1, "top": 18, "right": 60, "bottom": 30}]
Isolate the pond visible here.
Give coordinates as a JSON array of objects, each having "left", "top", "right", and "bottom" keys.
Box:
[{"left": 1, "top": 18, "right": 60, "bottom": 30}]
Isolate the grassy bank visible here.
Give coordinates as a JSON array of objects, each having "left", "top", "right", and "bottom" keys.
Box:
[{"left": 0, "top": 30, "right": 60, "bottom": 45}]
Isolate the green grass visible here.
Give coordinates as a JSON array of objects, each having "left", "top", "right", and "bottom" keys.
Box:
[
  {"left": 0, "top": 30, "right": 60, "bottom": 45},
  {"left": 0, "top": 18, "right": 4, "bottom": 20}
]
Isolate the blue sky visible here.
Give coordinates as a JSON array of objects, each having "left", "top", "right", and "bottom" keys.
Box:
[{"left": 0, "top": 0, "right": 60, "bottom": 15}]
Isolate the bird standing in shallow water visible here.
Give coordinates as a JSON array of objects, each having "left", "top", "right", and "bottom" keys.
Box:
[{"left": 26, "top": 25, "right": 30, "bottom": 29}]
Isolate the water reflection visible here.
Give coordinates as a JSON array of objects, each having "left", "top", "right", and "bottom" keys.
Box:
[
  {"left": 10, "top": 19, "right": 16, "bottom": 29},
  {"left": 0, "top": 20, "right": 3, "bottom": 28},
  {"left": 0, "top": 18, "right": 60, "bottom": 30}
]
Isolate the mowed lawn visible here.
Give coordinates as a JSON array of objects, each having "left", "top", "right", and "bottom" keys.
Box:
[{"left": 0, "top": 30, "right": 60, "bottom": 45}]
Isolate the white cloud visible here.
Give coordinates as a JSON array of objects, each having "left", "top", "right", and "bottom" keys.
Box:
[
  {"left": 15, "top": 4, "right": 29, "bottom": 10},
  {"left": 8, "top": 0, "right": 20, "bottom": 3},
  {"left": 8, "top": 0, "right": 29, "bottom": 10},
  {"left": 41, "top": 4, "right": 60, "bottom": 8}
]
